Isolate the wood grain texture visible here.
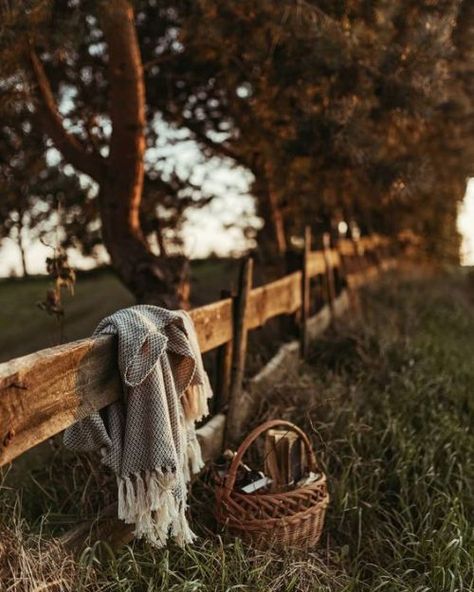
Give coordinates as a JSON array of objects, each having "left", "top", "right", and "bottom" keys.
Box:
[
  {"left": 0, "top": 298, "right": 232, "bottom": 467},
  {"left": 246, "top": 271, "right": 302, "bottom": 329},
  {"left": 0, "top": 336, "right": 119, "bottom": 467},
  {"left": 190, "top": 298, "right": 233, "bottom": 352}
]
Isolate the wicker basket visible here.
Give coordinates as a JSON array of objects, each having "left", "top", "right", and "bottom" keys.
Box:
[{"left": 215, "top": 420, "right": 329, "bottom": 550}]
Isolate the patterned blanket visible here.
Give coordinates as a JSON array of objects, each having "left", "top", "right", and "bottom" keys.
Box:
[{"left": 64, "top": 305, "right": 213, "bottom": 547}]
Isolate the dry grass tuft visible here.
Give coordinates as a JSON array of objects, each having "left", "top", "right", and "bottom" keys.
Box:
[{"left": 0, "top": 520, "right": 92, "bottom": 592}]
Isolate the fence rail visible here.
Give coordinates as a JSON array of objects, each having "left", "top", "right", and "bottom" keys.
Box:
[{"left": 0, "top": 230, "right": 397, "bottom": 469}]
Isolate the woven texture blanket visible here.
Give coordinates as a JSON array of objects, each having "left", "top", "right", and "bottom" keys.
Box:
[{"left": 64, "top": 305, "right": 213, "bottom": 547}]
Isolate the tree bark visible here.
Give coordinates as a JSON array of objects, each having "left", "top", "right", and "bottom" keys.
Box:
[
  {"left": 98, "top": 0, "right": 188, "bottom": 307},
  {"left": 28, "top": 1, "right": 189, "bottom": 307},
  {"left": 264, "top": 159, "right": 287, "bottom": 255},
  {"left": 255, "top": 158, "right": 288, "bottom": 269}
]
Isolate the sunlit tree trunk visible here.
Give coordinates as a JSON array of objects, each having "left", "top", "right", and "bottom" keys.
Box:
[
  {"left": 28, "top": 0, "right": 189, "bottom": 308},
  {"left": 255, "top": 158, "right": 288, "bottom": 269},
  {"left": 263, "top": 159, "right": 288, "bottom": 256}
]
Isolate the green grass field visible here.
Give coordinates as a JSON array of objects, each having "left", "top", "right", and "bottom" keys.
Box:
[
  {"left": 1, "top": 270, "right": 473, "bottom": 591},
  {"left": 0, "top": 259, "right": 240, "bottom": 363}
]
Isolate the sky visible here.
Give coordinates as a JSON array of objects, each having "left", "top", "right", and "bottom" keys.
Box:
[
  {"left": 458, "top": 177, "right": 474, "bottom": 265},
  {"left": 0, "top": 158, "right": 257, "bottom": 276},
  {"left": 1, "top": 175, "right": 473, "bottom": 277}
]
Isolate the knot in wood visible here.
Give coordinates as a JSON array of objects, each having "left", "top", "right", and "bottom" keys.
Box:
[{"left": 2, "top": 429, "right": 15, "bottom": 447}]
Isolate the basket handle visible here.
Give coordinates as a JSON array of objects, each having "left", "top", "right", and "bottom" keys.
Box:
[{"left": 223, "top": 419, "right": 319, "bottom": 498}]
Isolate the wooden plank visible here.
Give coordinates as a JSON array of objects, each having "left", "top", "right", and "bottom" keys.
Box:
[
  {"left": 359, "top": 236, "right": 375, "bottom": 251},
  {"left": 329, "top": 249, "right": 341, "bottom": 268},
  {"left": 246, "top": 271, "right": 302, "bottom": 330},
  {"left": 307, "top": 251, "right": 326, "bottom": 277},
  {"left": 0, "top": 245, "right": 395, "bottom": 468},
  {"left": 341, "top": 235, "right": 387, "bottom": 259},
  {"left": 226, "top": 258, "right": 253, "bottom": 444},
  {"left": 338, "top": 238, "right": 356, "bottom": 256},
  {"left": 0, "top": 298, "right": 233, "bottom": 467},
  {"left": 0, "top": 336, "right": 120, "bottom": 467},
  {"left": 307, "top": 248, "right": 340, "bottom": 278},
  {"left": 189, "top": 298, "right": 233, "bottom": 353}
]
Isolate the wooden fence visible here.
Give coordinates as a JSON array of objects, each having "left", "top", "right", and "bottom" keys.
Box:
[
  {"left": 0, "top": 228, "right": 399, "bottom": 547},
  {"left": 0, "top": 231, "right": 398, "bottom": 471}
]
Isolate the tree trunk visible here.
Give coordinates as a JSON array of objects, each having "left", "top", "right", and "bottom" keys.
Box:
[
  {"left": 99, "top": 0, "right": 189, "bottom": 307},
  {"left": 255, "top": 159, "right": 288, "bottom": 269},
  {"left": 264, "top": 159, "right": 288, "bottom": 255},
  {"left": 29, "top": 0, "right": 189, "bottom": 308}
]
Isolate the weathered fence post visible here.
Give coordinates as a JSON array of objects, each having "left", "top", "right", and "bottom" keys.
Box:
[
  {"left": 323, "top": 232, "right": 336, "bottom": 319},
  {"left": 215, "top": 289, "right": 233, "bottom": 411},
  {"left": 300, "top": 226, "right": 311, "bottom": 358},
  {"left": 352, "top": 233, "right": 364, "bottom": 277},
  {"left": 371, "top": 235, "right": 382, "bottom": 268},
  {"left": 335, "top": 232, "right": 348, "bottom": 287},
  {"left": 225, "top": 257, "right": 253, "bottom": 444}
]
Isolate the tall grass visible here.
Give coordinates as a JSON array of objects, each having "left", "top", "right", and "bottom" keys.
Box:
[{"left": 1, "top": 271, "right": 473, "bottom": 591}]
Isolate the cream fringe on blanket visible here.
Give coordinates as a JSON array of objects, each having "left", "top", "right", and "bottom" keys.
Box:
[{"left": 64, "top": 306, "right": 213, "bottom": 548}]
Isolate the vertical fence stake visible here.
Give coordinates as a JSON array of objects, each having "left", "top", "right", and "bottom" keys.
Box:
[
  {"left": 300, "top": 226, "right": 311, "bottom": 358},
  {"left": 323, "top": 232, "right": 336, "bottom": 320},
  {"left": 335, "top": 233, "right": 348, "bottom": 288},
  {"left": 215, "top": 289, "right": 233, "bottom": 412},
  {"left": 225, "top": 257, "right": 253, "bottom": 445},
  {"left": 350, "top": 233, "right": 365, "bottom": 285},
  {"left": 375, "top": 236, "right": 385, "bottom": 270}
]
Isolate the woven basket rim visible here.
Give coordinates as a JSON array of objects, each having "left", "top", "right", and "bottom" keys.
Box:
[
  {"left": 218, "top": 494, "right": 329, "bottom": 530},
  {"left": 217, "top": 472, "right": 327, "bottom": 502}
]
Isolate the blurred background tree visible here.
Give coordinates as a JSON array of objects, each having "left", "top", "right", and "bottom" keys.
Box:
[{"left": 0, "top": 0, "right": 472, "bottom": 303}]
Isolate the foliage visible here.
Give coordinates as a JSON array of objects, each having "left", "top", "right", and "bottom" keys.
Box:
[
  {"left": 144, "top": 0, "right": 474, "bottom": 256},
  {"left": 0, "top": 0, "right": 472, "bottom": 277}
]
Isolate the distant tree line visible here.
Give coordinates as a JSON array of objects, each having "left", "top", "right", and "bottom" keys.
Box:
[{"left": 1, "top": 0, "right": 473, "bottom": 305}]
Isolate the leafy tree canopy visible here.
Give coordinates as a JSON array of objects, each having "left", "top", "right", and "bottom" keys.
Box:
[{"left": 0, "top": 0, "right": 472, "bottom": 298}]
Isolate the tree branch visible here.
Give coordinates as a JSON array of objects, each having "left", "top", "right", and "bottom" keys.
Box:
[
  {"left": 183, "top": 117, "right": 252, "bottom": 168},
  {"left": 28, "top": 50, "right": 105, "bottom": 183}
]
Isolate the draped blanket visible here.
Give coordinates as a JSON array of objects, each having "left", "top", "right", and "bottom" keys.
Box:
[{"left": 64, "top": 306, "right": 213, "bottom": 548}]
